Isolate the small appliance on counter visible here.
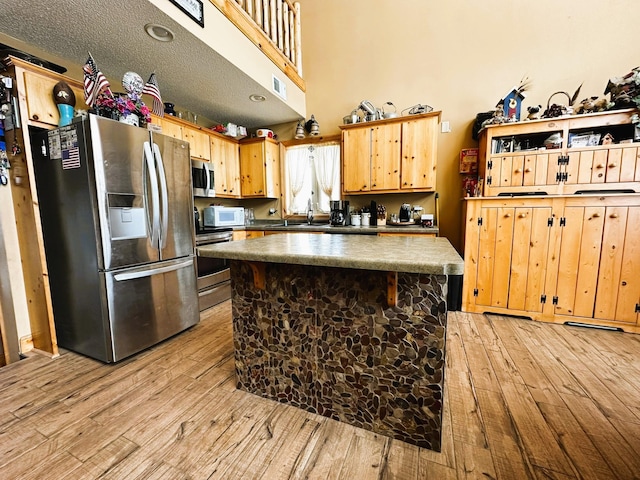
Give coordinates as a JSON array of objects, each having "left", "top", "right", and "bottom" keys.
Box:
[
  {"left": 203, "top": 206, "right": 245, "bottom": 227},
  {"left": 399, "top": 203, "right": 412, "bottom": 223},
  {"left": 329, "top": 200, "right": 348, "bottom": 226}
]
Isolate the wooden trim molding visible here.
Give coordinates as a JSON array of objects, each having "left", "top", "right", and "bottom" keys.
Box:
[
  {"left": 246, "top": 261, "right": 266, "bottom": 289},
  {"left": 387, "top": 272, "right": 398, "bottom": 307}
]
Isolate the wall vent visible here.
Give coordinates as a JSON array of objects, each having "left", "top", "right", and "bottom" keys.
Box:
[{"left": 272, "top": 74, "right": 287, "bottom": 100}]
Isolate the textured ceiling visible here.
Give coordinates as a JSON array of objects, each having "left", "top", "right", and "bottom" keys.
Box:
[{"left": 0, "top": 0, "right": 302, "bottom": 129}]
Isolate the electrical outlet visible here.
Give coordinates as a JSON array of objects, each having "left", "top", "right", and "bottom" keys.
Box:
[{"left": 441, "top": 121, "right": 451, "bottom": 133}]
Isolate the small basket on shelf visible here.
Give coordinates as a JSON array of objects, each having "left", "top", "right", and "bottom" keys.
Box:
[{"left": 542, "top": 91, "right": 572, "bottom": 118}]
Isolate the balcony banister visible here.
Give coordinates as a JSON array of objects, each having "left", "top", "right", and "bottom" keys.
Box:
[{"left": 210, "top": 0, "right": 305, "bottom": 91}]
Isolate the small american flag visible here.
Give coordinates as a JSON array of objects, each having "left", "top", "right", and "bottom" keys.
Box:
[
  {"left": 142, "top": 73, "right": 163, "bottom": 117},
  {"left": 83, "top": 53, "right": 111, "bottom": 107},
  {"left": 62, "top": 145, "right": 80, "bottom": 170}
]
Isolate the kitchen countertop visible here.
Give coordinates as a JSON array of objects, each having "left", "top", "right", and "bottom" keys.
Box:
[
  {"left": 241, "top": 222, "right": 439, "bottom": 235},
  {"left": 198, "top": 233, "right": 463, "bottom": 275}
]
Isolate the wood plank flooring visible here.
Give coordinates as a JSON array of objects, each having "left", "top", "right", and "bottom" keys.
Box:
[{"left": 1, "top": 303, "right": 639, "bottom": 479}]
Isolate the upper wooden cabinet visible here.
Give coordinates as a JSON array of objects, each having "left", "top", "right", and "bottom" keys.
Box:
[
  {"left": 154, "top": 116, "right": 183, "bottom": 139},
  {"left": 340, "top": 111, "right": 440, "bottom": 195},
  {"left": 182, "top": 125, "right": 211, "bottom": 161},
  {"left": 22, "top": 70, "right": 85, "bottom": 127},
  {"left": 343, "top": 122, "right": 401, "bottom": 192},
  {"left": 478, "top": 109, "right": 640, "bottom": 196},
  {"left": 401, "top": 116, "right": 438, "bottom": 190},
  {"left": 239, "top": 137, "right": 280, "bottom": 198},
  {"left": 211, "top": 135, "right": 241, "bottom": 198}
]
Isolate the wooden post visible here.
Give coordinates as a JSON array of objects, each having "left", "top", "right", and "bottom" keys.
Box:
[
  {"left": 262, "top": 0, "right": 270, "bottom": 35},
  {"left": 288, "top": 9, "right": 295, "bottom": 62},
  {"left": 283, "top": 2, "right": 290, "bottom": 58},
  {"left": 270, "top": 0, "right": 277, "bottom": 43},
  {"left": 276, "top": 0, "right": 284, "bottom": 50},
  {"left": 246, "top": 0, "right": 253, "bottom": 19},
  {"left": 294, "top": 2, "right": 302, "bottom": 76},
  {"left": 254, "top": 0, "right": 262, "bottom": 31},
  {"left": 387, "top": 272, "right": 398, "bottom": 308}
]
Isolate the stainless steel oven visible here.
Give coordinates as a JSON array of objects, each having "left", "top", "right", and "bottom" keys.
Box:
[{"left": 195, "top": 228, "right": 233, "bottom": 311}]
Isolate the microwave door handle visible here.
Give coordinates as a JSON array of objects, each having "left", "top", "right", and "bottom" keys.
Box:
[
  {"left": 203, "top": 162, "right": 211, "bottom": 196},
  {"left": 153, "top": 143, "right": 169, "bottom": 249},
  {"left": 143, "top": 141, "right": 160, "bottom": 248},
  {"left": 200, "top": 163, "right": 207, "bottom": 194}
]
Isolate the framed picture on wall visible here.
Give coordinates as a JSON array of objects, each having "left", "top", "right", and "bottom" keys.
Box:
[{"left": 169, "top": 0, "right": 204, "bottom": 27}]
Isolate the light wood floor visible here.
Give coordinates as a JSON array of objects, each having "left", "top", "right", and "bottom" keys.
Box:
[{"left": 1, "top": 302, "right": 639, "bottom": 479}]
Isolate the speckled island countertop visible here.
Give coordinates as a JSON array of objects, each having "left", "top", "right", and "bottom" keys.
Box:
[{"left": 198, "top": 233, "right": 463, "bottom": 275}]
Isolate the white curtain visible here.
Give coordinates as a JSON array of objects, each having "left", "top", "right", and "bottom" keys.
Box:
[
  {"left": 286, "top": 146, "right": 309, "bottom": 205},
  {"left": 313, "top": 144, "right": 340, "bottom": 198}
]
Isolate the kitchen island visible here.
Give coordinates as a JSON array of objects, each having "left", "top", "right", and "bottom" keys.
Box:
[{"left": 198, "top": 234, "right": 463, "bottom": 451}]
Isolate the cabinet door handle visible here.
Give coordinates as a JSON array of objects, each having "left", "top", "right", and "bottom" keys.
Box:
[
  {"left": 504, "top": 213, "right": 512, "bottom": 218},
  {"left": 518, "top": 213, "right": 527, "bottom": 218},
  {"left": 608, "top": 163, "right": 618, "bottom": 168},
  {"left": 592, "top": 212, "right": 601, "bottom": 218},
  {"left": 524, "top": 168, "right": 532, "bottom": 173},
  {"left": 596, "top": 163, "right": 605, "bottom": 169},
  {"left": 514, "top": 168, "right": 522, "bottom": 174},
  {"left": 610, "top": 213, "right": 619, "bottom": 219}
]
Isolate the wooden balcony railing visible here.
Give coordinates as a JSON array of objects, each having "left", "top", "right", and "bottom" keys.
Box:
[{"left": 209, "top": 0, "right": 305, "bottom": 92}]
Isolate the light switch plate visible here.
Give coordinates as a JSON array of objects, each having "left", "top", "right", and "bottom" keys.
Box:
[{"left": 441, "top": 121, "right": 451, "bottom": 133}]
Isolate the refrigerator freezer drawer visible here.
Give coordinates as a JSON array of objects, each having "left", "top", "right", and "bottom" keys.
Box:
[{"left": 104, "top": 256, "right": 199, "bottom": 362}]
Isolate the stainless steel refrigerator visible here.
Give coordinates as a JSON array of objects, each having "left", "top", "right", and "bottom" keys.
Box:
[{"left": 32, "top": 114, "right": 199, "bottom": 363}]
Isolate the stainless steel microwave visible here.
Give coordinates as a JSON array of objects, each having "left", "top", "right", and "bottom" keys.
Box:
[{"left": 191, "top": 159, "right": 215, "bottom": 197}]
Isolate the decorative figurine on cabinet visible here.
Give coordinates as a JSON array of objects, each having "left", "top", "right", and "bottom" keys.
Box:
[
  {"left": 501, "top": 77, "right": 530, "bottom": 121},
  {"left": 502, "top": 86, "right": 527, "bottom": 121},
  {"left": 526, "top": 104, "right": 542, "bottom": 120},
  {"left": 53, "top": 81, "right": 76, "bottom": 126}
]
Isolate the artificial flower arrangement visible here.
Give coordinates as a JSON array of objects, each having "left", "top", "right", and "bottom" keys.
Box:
[{"left": 94, "top": 91, "right": 151, "bottom": 125}]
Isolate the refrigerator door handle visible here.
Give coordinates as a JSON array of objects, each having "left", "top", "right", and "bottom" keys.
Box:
[
  {"left": 153, "top": 142, "right": 169, "bottom": 249},
  {"left": 143, "top": 141, "right": 161, "bottom": 248},
  {"left": 114, "top": 258, "right": 194, "bottom": 281}
]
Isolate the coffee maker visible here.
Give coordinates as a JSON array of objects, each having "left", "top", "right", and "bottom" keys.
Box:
[
  {"left": 330, "top": 200, "right": 349, "bottom": 226},
  {"left": 399, "top": 203, "right": 412, "bottom": 222}
]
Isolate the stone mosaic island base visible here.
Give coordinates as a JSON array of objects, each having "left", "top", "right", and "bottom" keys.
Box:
[{"left": 230, "top": 261, "right": 448, "bottom": 451}]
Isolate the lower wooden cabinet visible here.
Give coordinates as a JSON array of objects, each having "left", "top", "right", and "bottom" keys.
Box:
[
  {"left": 462, "top": 195, "right": 640, "bottom": 332},
  {"left": 245, "top": 231, "right": 265, "bottom": 239}
]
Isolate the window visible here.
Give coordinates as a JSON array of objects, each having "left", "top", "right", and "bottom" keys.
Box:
[{"left": 283, "top": 142, "right": 340, "bottom": 215}]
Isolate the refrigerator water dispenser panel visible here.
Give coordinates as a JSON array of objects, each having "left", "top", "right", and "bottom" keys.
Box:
[
  {"left": 108, "top": 193, "right": 147, "bottom": 240},
  {"left": 109, "top": 207, "right": 146, "bottom": 240}
]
